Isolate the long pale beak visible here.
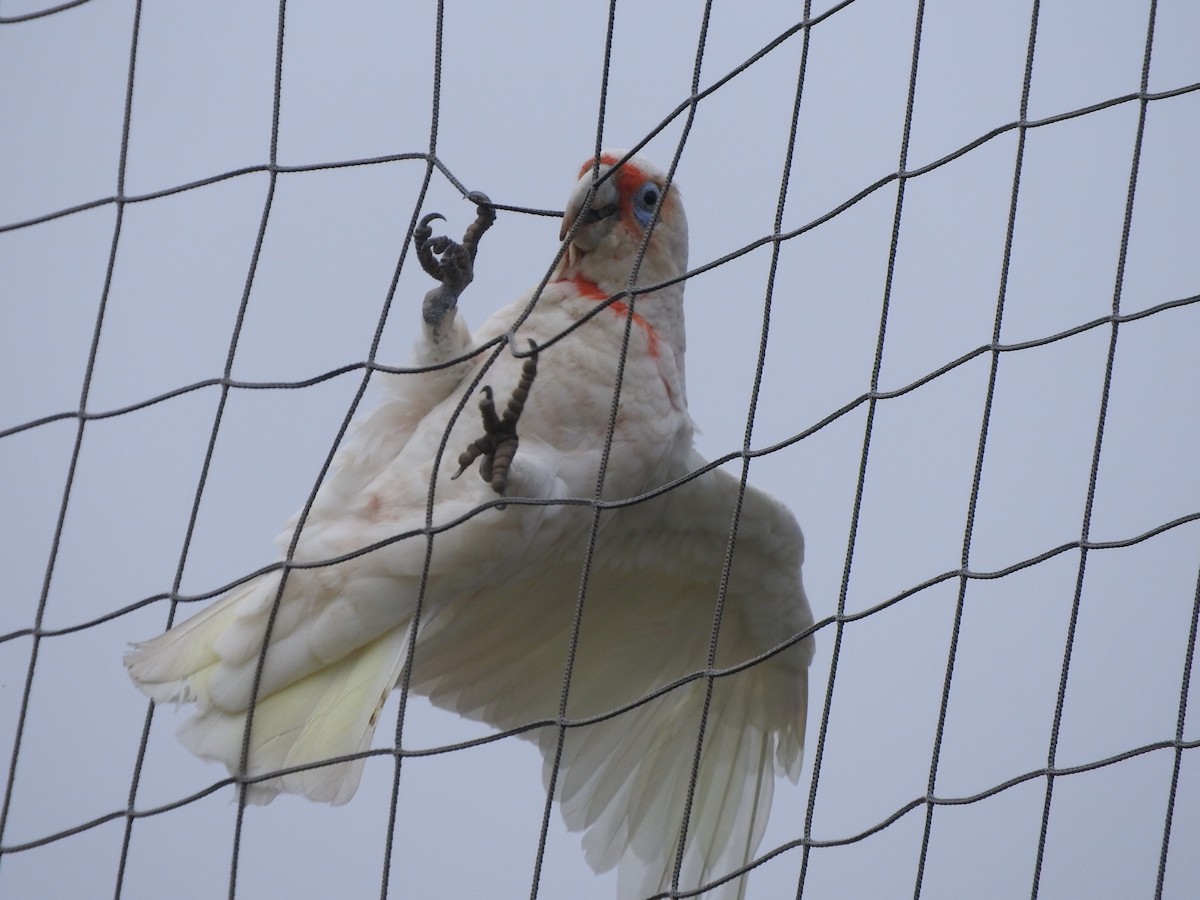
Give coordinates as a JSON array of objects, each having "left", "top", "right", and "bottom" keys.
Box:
[{"left": 560, "top": 173, "right": 620, "bottom": 243}]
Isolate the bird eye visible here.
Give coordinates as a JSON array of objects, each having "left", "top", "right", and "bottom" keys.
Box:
[{"left": 632, "top": 181, "right": 661, "bottom": 228}]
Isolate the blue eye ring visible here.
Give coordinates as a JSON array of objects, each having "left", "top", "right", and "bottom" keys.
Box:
[{"left": 632, "top": 181, "right": 661, "bottom": 228}]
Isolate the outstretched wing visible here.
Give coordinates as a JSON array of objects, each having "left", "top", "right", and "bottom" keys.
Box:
[
  {"left": 126, "top": 336, "right": 585, "bottom": 804},
  {"left": 410, "top": 448, "right": 813, "bottom": 898}
]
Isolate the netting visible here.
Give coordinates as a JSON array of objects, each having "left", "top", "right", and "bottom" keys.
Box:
[{"left": 2, "top": 0, "right": 1199, "bottom": 897}]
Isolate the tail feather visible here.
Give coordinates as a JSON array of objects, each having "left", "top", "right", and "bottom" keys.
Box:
[
  {"left": 175, "top": 623, "right": 410, "bottom": 805},
  {"left": 124, "top": 575, "right": 278, "bottom": 704},
  {"left": 203, "top": 573, "right": 411, "bottom": 713},
  {"left": 126, "top": 569, "right": 412, "bottom": 805}
]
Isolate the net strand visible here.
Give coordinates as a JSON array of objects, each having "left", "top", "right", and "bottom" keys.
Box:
[
  {"left": 375, "top": 2, "right": 450, "bottom": 895},
  {"left": 672, "top": 0, "right": 818, "bottom": 895},
  {"left": 0, "top": 0, "right": 93, "bottom": 24},
  {"left": 361, "top": 234, "right": 515, "bottom": 898},
  {"left": 912, "top": 1, "right": 1042, "bottom": 895},
  {"left": 1154, "top": 559, "right": 1200, "bottom": 899},
  {"left": 4, "top": 285, "right": 1198, "bottom": 475},
  {"left": 1030, "top": 1, "right": 1158, "bottom": 895},
  {"left": 525, "top": 2, "right": 621, "bottom": 893},
  {"left": 532, "top": 3, "right": 709, "bottom": 894},
  {"left": 8, "top": 726, "right": 1199, "bottom": 863},
  {"left": 217, "top": 1, "right": 291, "bottom": 895},
  {"left": 798, "top": 0, "right": 927, "bottom": 891},
  {"left": 110, "top": 2, "right": 155, "bottom": 891},
  {"left": 7, "top": 77, "right": 1199, "bottom": 246},
  {"left": 0, "top": 0, "right": 143, "bottom": 874}
]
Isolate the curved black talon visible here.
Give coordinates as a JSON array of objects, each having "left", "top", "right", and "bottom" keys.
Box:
[
  {"left": 451, "top": 340, "right": 540, "bottom": 496},
  {"left": 415, "top": 212, "right": 448, "bottom": 281}
]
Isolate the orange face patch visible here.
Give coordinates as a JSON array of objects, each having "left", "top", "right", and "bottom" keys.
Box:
[
  {"left": 576, "top": 152, "right": 631, "bottom": 180},
  {"left": 576, "top": 154, "right": 657, "bottom": 227}
]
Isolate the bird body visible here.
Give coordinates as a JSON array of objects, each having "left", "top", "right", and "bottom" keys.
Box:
[{"left": 127, "top": 153, "right": 814, "bottom": 899}]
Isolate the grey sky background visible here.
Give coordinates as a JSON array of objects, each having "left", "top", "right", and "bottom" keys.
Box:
[{"left": 2, "top": 1, "right": 1199, "bottom": 897}]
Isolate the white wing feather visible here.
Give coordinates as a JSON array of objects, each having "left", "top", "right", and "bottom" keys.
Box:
[
  {"left": 409, "top": 450, "right": 813, "bottom": 898},
  {"left": 126, "top": 313, "right": 574, "bottom": 803}
]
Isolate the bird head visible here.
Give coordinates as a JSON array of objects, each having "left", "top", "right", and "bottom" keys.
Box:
[{"left": 555, "top": 151, "right": 688, "bottom": 292}]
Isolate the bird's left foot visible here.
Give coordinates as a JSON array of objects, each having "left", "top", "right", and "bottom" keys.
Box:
[{"left": 452, "top": 341, "right": 539, "bottom": 495}]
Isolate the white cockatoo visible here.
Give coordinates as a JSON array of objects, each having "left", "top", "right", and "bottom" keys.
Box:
[{"left": 126, "top": 152, "right": 814, "bottom": 899}]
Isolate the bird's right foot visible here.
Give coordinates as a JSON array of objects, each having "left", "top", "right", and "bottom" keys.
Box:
[{"left": 416, "top": 192, "right": 496, "bottom": 328}]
